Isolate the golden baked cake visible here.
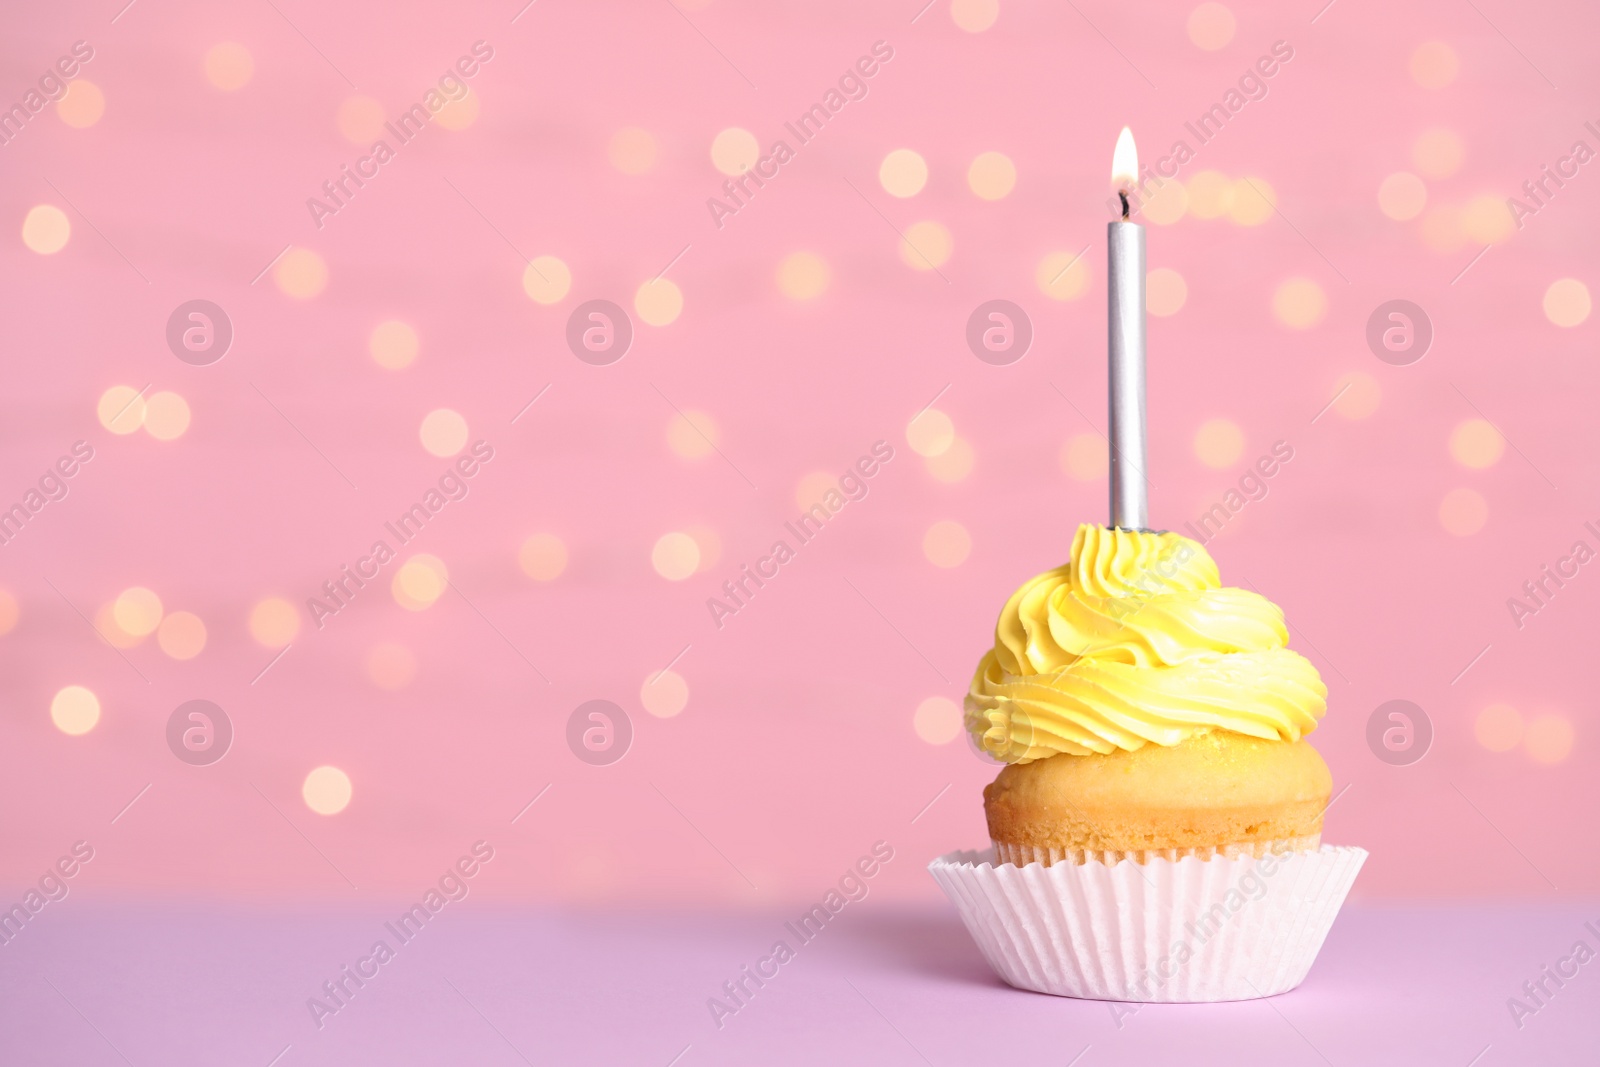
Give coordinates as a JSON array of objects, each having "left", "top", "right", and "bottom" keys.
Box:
[{"left": 966, "top": 523, "right": 1330, "bottom": 865}]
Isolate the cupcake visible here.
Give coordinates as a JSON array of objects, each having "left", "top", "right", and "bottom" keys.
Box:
[{"left": 929, "top": 524, "right": 1365, "bottom": 1002}]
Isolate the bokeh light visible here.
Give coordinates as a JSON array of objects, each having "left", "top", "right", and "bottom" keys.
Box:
[
  {"left": 1475, "top": 704, "right": 1523, "bottom": 752},
  {"left": 22, "top": 205, "right": 70, "bottom": 254},
  {"left": 1332, "top": 371, "right": 1382, "bottom": 420},
  {"left": 1449, "top": 419, "right": 1504, "bottom": 469},
  {"left": 1378, "top": 173, "right": 1427, "bottom": 221},
  {"left": 204, "top": 42, "right": 254, "bottom": 91},
  {"left": 950, "top": 0, "right": 999, "bottom": 32},
  {"left": 369, "top": 320, "right": 419, "bottom": 370},
  {"left": 652, "top": 532, "right": 700, "bottom": 580},
  {"left": 51, "top": 686, "right": 100, "bottom": 736},
  {"left": 1036, "top": 251, "right": 1090, "bottom": 300},
  {"left": 1524, "top": 714, "right": 1574, "bottom": 764},
  {"left": 157, "top": 611, "right": 207, "bottom": 660},
  {"left": 1462, "top": 195, "right": 1515, "bottom": 244},
  {"left": 711, "top": 127, "right": 759, "bottom": 176},
  {"left": 899, "top": 221, "right": 952, "bottom": 270},
  {"left": 144, "top": 391, "right": 191, "bottom": 441},
  {"left": 923, "top": 520, "right": 972, "bottom": 568},
  {"left": 641, "top": 669, "right": 689, "bottom": 718},
  {"left": 1194, "top": 418, "right": 1244, "bottom": 469},
  {"left": 880, "top": 149, "right": 929, "bottom": 197},
  {"left": 366, "top": 643, "right": 417, "bottom": 691},
  {"left": 0, "top": 589, "right": 18, "bottom": 635},
  {"left": 1060, "top": 433, "right": 1108, "bottom": 481},
  {"left": 1187, "top": 2, "right": 1235, "bottom": 49},
  {"left": 795, "top": 472, "right": 838, "bottom": 512},
  {"left": 666, "top": 409, "right": 719, "bottom": 460},
  {"left": 1141, "top": 179, "right": 1187, "bottom": 225},
  {"left": 1410, "top": 42, "right": 1459, "bottom": 89},
  {"left": 635, "top": 278, "right": 683, "bottom": 326},
  {"left": 1228, "top": 178, "right": 1275, "bottom": 226},
  {"left": 609, "top": 127, "right": 657, "bottom": 174},
  {"left": 1147, "top": 267, "right": 1187, "bottom": 316},
  {"left": 1543, "top": 278, "right": 1591, "bottom": 327},
  {"left": 420, "top": 409, "right": 469, "bottom": 457},
  {"left": 249, "top": 596, "right": 300, "bottom": 647},
  {"left": 519, "top": 533, "right": 568, "bottom": 581},
  {"left": 1439, "top": 487, "right": 1488, "bottom": 536},
  {"left": 1272, "top": 277, "right": 1327, "bottom": 329},
  {"left": 522, "top": 256, "right": 572, "bottom": 305},
  {"left": 926, "top": 437, "right": 975, "bottom": 482},
  {"left": 913, "top": 696, "right": 962, "bottom": 744},
  {"left": 57, "top": 81, "right": 104, "bottom": 128},
  {"left": 302, "top": 766, "right": 353, "bottom": 815},
  {"left": 95, "top": 602, "right": 144, "bottom": 648},
  {"left": 1185, "top": 171, "right": 1233, "bottom": 219},
  {"left": 967, "top": 151, "right": 1016, "bottom": 200},
  {"left": 274, "top": 248, "right": 328, "bottom": 299},
  {"left": 906, "top": 409, "right": 955, "bottom": 457},
  {"left": 97, "top": 385, "right": 146, "bottom": 434},
  {"left": 392, "top": 555, "right": 449, "bottom": 611},
  {"left": 435, "top": 93, "right": 480, "bottom": 131},
  {"left": 777, "top": 251, "right": 830, "bottom": 300},
  {"left": 337, "top": 96, "right": 386, "bottom": 144},
  {"left": 113, "top": 587, "right": 163, "bottom": 637}
]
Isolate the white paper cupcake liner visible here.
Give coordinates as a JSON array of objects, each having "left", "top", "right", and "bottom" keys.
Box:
[{"left": 928, "top": 843, "right": 1366, "bottom": 1002}]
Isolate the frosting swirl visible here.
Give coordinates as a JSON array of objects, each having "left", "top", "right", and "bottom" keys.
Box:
[{"left": 965, "top": 524, "right": 1327, "bottom": 762}]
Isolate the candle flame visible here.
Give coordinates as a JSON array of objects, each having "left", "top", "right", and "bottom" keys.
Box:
[{"left": 1110, "top": 127, "right": 1138, "bottom": 191}]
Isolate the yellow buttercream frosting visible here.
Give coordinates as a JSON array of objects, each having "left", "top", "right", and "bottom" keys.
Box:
[{"left": 965, "top": 524, "right": 1327, "bottom": 762}]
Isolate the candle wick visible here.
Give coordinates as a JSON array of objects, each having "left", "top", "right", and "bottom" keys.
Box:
[{"left": 1118, "top": 190, "right": 1130, "bottom": 220}]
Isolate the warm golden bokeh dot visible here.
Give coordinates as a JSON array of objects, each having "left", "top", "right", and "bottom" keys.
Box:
[
  {"left": 1229, "top": 178, "right": 1275, "bottom": 226},
  {"left": 1449, "top": 419, "right": 1504, "bottom": 469},
  {"left": 337, "top": 96, "right": 386, "bottom": 144},
  {"left": 906, "top": 409, "right": 955, "bottom": 458},
  {"left": 95, "top": 602, "right": 144, "bottom": 649},
  {"left": 1187, "top": 2, "right": 1236, "bottom": 49},
  {"left": 900, "top": 220, "right": 952, "bottom": 270},
  {"left": 1332, "top": 371, "right": 1381, "bottom": 420},
  {"left": 1194, "top": 418, "right": 1245, "bottom": 469},
  {"left": 435, "top": 92, "right": 480, "bottom": 131},
  {"left": 1475, "top": 703, "right": 1523, "bottom": 752},
  {"left": 1462, "top": 195, "right": 1515, "bottom": 244},
  {"left": 1419, "top": 205, "right": 1467, "bottom": 253},
  {"left": 1524, "top": 714, "right": 1574, "bottom": 764},
  {"left": 1410, "top": 42, "right": 1460, "bottom": 89},
  {"left": 1378, "top": 172, "right": 1428, "bottom": 222},
  {"left": 250, "top": 596, "right": 300, "bottom": 647},
  {"left": 777, "top": 251, "right": 830, "bottom": 300},
  {"left": 519, "top": 533, "right": 568, "bottom": 581},
  {"left": 144, "top": 391, "right": 191, "bottom": 441},
  {"left": 667, "top": 409, "right": 719, "bottom": 460},
  {"left": 795, "top": 471, "right": 838, "bottom": 512},
  {"left": 1543, "top": 278, "right": 1591, "bottom": 327},
  {"left": 97, "top": 385, "right": 146, "bottom": 435},
  {"left": 1141, "top": 179, "right": 1187, "bottom": 225},
  {"left": 1439, "top": 487, "right": 1488, "bottom": 536},
  {"left": 57, "top": 80, "right": 104, "bottom": 128},
  {"left": 303, "top": 766, "right": 353, "bottom": 815},
  {"left": 923, "top": 520, "right": 972, "bottom": 568},
  {"left": 635, "top": 278, "right": 683, "bottom": 326},
  {"left": 0, "top": 589, "right": 18, "bottom": 636},
  {"left": 1036, "top": 251, "right": 1091, "bottom": 301},
  {"left": 1060, "top": 433, "right": 1108, "bottom": 481},
  {"left": 967, "top": 151, "right": 1016, "bottom": 200},
  {"left": 204, "top": 42, "right": 254, "bottom": 91},
  {"left": 157, "top": 611, "right": 207, "bottom": 660},
  {"left": 880, "top": 148, "right": 929, "bottom": 198},
  {"left": 393, "top": 555, "right": 449, "bottom": 611},
  {"left": 914, "top": 696, "right": 963, "bottom": 744},
  {"left": 366, "top": 643, "right": 417, "bottom": 691},
  {"left": 420, "top": 409, "right": 469, "bottom": 457},
  {"left": 609, "top": 127, "right": 657, "bottom": 175},
  {"left": 275, "top": 248, "right": 328, "bottom": 299},
  {"left": 1185, "top": 171, "right": 1234, "bottom": 219},
  {"left": 927, "top": 437, "right": 975, "bottom": 483},
  {"left": 1412, "top": 128, "right": 1464, "bottom": 179},
  {"left": 710, "top": 127, "right": 760, "bottom": 176},
  {"left": 1272, "top": 277, "right": 1327, "bottom": 329},
  {"left": 641, "top": 669, "right": 689, "bottom": 718},
  {"left": 950, "top": 0, "right": 999, "bottom": 32},
  {"left": 1147, "top": 267, "right": 1187, "bottom": 317},
  {"left": 522, "top": 256, "right": 572, "bottom": 305},
  {"left": 651, "top": 532, "right": 700, "bottom": 581},
  {"left": 369, "top": 320, "right": 420, "bottom": 370},
  {"left": 22, "top": 205, "right": 71, "bottom": 254},
  {"left": 114, "top": 587, "right": 163, "bottom": 637},
  {"left": 51, "top": 686, "right": 100, "bottom": 736}
]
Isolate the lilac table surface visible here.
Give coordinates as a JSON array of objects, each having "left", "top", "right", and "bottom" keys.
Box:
[{"left": 1, "top": 898, "right": 1596, "bottom": 1066}]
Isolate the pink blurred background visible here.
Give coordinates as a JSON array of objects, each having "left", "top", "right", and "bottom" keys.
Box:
[{"left": 1, "top": 0, "right": 1596, "bottom": 910}]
